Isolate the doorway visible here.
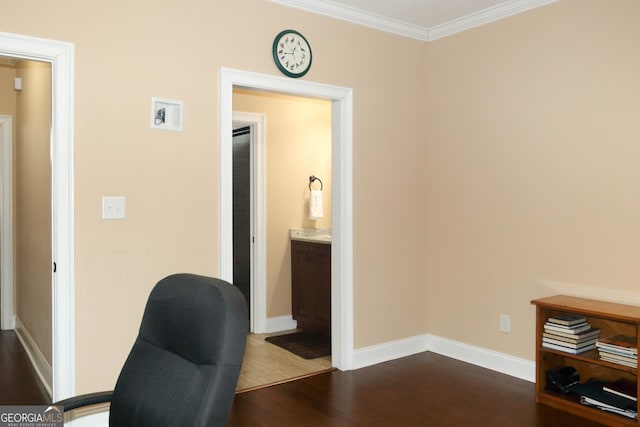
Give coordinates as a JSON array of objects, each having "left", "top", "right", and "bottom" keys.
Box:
[
  {"left": 219, "top": 68, "right": 354, "bottom": 371},
  {"left": 233, "top": 92, "right": 332, "bottom": 338},
  {"left": 0, "top": 57, "right": 53, "bottom": 398},
  {"left": 0, "top": 32, "right": 75, "bottom": 401},
  {"left": 232, "top": 112, "right": 266, "bottom": 333},
  {"left": 232, "top": 125, "right": 251, "bottom": 313}
]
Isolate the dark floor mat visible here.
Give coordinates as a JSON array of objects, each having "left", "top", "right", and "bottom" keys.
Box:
[{"left": 265, "top": 331, "right": 331, "bottom": 359}]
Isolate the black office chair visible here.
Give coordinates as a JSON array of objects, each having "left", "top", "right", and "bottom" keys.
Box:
[{"left": 56, "top": 273, "right": 248, "bottom": 426}]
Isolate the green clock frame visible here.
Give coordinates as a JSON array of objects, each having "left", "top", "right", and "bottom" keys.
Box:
[{"left": 272, "top": 29, "right": 312, "bottom": 78}]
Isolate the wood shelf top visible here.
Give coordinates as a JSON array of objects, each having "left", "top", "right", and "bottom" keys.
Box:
[{"left": 532, "top": 295, "right": 640, "bottom": 323}]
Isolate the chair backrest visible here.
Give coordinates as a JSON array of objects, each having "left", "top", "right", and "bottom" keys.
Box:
[{"left": 109, "top": 274, "right": 248, "bottom": 427}]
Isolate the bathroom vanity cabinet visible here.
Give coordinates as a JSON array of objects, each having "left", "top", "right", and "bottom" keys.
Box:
[{"left": 291, "top": 239, "right": 331, "bottom": 337}]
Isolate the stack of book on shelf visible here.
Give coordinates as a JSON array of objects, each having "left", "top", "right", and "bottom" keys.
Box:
[
  {"left": 596, "top": 334, "right": 638, "bottom": 368},
  {"left": 572, "top": 378, "right": 637, "bottom": 420},
  {"left": 542, "top": 314, "right": 600, "bottom": 354}
]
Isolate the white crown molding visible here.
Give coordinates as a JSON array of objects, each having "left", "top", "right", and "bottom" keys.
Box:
[
  {"left": 267, "top": 0, "right": 430, "bottom": 41},
  {"left": 428, "top": 0, "right": 558, "bottom": 41},
  {"left": 266, "top": 0, "right": 557, "bottom": 42}
]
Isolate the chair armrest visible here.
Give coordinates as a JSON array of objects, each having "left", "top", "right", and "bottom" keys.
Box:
[{"left": 55, "top": 391, "right": 113, "bottom": 412}]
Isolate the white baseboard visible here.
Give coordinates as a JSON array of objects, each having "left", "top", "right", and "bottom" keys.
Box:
[
  {"left": 1, "top": 314, "right": 16, "bottom": 330},
  {"left": 426, "top": 334, "right": 535, "bottom": 382},
  {"left": 264, "top": 315, "right": 297, "bottom": 333},
  {"left": 15, "top": 317, "right": 53, "bottom": 398},
  {"left": 352, "top": 333, "right": 535, "bottom": 383},
  {"left": 352, "top": 334, "right": 429, "bottom": 369}
]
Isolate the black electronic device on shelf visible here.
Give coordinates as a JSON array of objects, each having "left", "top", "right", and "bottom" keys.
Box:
[{"left": 546, "top": 365, "right": 580, "bottom": 394}]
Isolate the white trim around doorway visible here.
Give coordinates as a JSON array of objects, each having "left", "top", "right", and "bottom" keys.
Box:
[
  {"left": 0, "top": 31, "right": 75, "bottom": 401},
  {"left": 0, "top": 115, "right": 14, "bottom": 331},
  {"left": 219, "top": 68, "right": 354, "bottom": 371},
  {"left": 232, "top": 111, "right": 267, "bottom": 334}
]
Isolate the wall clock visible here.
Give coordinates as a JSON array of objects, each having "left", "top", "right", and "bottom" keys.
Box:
[{"left": 272, "top": 30, "right": 312, "bottom": 78}]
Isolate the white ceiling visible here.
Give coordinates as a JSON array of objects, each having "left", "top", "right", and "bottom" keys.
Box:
[{"left": 267, "top": 0, "right": 557, "bottom": 41}]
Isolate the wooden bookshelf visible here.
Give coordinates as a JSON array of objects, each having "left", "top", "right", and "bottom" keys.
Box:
[{"left": 532, "top": 295, "right": 640, "bottom": 426}]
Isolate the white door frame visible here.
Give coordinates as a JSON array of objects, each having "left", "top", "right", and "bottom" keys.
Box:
[
  {"left": 0, "top": 31, "right": 75, "bottom": 401},
  {"left": 232, "top": 112, "right": 267, "bottom": 334},
  {"left": 0, "top": 115, "right": 14, "bottom": 331},
  {"left": 220, "top": 68, "right": 354, "bottom": 370}
]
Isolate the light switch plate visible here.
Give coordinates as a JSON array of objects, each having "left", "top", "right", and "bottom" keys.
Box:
[{"left": 102, "top": 196, "right": 126, "bottom": 219}]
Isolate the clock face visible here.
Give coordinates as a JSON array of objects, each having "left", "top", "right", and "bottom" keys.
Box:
[{"left": 272, "top": 30, "right": 312, "bottom": 78}]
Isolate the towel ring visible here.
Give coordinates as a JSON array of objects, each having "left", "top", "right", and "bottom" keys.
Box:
[{"left": 309, "top": 175, "right": 323, "bottom": 191}]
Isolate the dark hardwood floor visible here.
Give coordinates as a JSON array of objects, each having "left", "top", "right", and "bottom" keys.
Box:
[
  {"left": 0, "top": 329, "right": 50, "bottom": 405},
  {"left": 228, "top": 351, "right": 609, "bottom": 427},
  {"left": 1, "top": 329, "right": 611, "bottom": 426}
]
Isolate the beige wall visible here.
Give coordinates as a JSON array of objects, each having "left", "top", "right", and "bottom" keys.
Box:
[
  {"left": 233, "top": 89, "right": 332, "bottom": 318},
  {"left": 14, "top": 60, "right": 53, "bottom": 364},
  {"left": 0, "top": 62, "right": 17, "bottom": 114},
  {"left": 2, "top": 0, "right": 636, "bottom": 395},
  {"left": 424, "top": 0, "right": 640, "bottom": 359},
  {"left": 0, "top": 0, "right": 426, "bottom": 393}
]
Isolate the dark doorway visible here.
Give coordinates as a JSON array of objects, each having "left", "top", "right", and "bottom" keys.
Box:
[{"left": 232, "top": 126, "right": 251, "bottom": 315}]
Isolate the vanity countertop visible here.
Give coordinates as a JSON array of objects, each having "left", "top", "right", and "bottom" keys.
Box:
[{"left": 290, "top": 228, "right": 331, "bottom": 244}]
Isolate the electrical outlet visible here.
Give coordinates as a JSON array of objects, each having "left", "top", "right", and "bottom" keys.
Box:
[
  {"left": 102, "top": 196, "right": 126, "bottom": 220},
  {"left": 500, "top": 314, "right": 511, "bottom": 333}
]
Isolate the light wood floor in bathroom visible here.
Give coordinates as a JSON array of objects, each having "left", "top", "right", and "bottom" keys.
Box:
[{"left": 236, "top": 331, "right": 333, "bottom": 392}]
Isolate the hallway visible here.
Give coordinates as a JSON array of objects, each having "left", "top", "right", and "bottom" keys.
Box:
[{"left": 0, "top": 329, "right": 50, "bottom": 404}]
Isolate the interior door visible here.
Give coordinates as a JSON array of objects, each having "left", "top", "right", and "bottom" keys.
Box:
[{"left": 232, "top": 126, "right": 251, "bottom": 315}]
